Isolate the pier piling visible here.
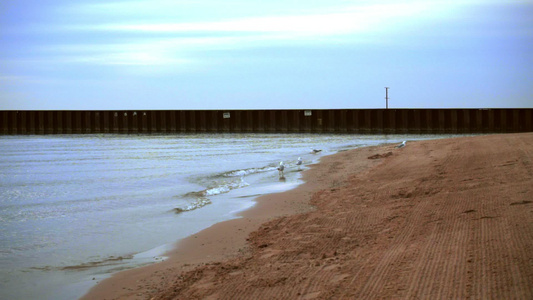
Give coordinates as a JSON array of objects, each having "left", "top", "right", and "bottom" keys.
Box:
[{"left": 1, "top": 109, "right": 531, "bottom": 135}]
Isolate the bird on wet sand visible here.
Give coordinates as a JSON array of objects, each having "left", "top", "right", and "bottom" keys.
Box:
[
  {"left": 296, "top": 157, "right": 303, "bottom": 170},
  {"left": 396, "top": 141, "right": 406, "bottom": 148},
  {"left": 277, "top": 161, "right": 285, "bottom": 178}
]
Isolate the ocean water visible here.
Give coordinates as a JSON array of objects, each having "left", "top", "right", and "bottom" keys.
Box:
[{"left": 0, "top": 133, "right": 459, "bottom": 299}]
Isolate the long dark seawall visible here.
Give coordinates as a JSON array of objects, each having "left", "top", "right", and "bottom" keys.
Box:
[{"left": 1, "top": 109, "right": 532, "bottom": 134}]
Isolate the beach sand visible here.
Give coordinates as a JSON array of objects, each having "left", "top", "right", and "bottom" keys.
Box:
[{"left": 82, "top": 133, "right": 533, "bottom": 299}]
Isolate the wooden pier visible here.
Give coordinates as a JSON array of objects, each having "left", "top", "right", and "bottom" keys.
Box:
[{"left": 1, "top": 109, "right": 532, "bottom": 134}]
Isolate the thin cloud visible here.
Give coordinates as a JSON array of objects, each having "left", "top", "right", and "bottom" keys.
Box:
[
  {"left": 13, "top": 0, "right": 506, "bottom": 68},
  {"left": 43, "top": 1, "right": 441, "bottom": 67},
  {"left": 2, "top": 0, "right": 531, "bottom": 109},
  {"left": 77, "top": 2, "right": 436, "bottom": 36}
]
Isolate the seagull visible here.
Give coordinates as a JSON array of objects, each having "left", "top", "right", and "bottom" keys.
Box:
[
  {"left": 396, "top": 141, "right": 406, "bottom": 148},
  {"left": 277, "top": 161, "right": 285, "bottom": 178},
  {"left": 312, "top": 149, "right": 322, "bottom": 154},
  {"left": 296, "top": 157, "right": 303, "bottom": 170}
]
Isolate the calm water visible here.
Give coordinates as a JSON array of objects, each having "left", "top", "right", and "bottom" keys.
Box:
[{"left": 0, "top": 133, "right": 458, "bottom": 299}]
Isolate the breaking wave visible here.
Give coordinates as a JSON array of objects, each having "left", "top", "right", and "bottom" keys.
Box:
[
  {"left": 223, "top": 165, "right": 278, "bottom": 177},
  {"left": 173, "top": 160, "right": 301, "bottom": 214},
  {"left": 31, "top": 254, "right": 135, "bottom": 272},
  {"left": 174, "top": 176, "right": 250, "bottom": 213},
  {"left": 174, "top": 197, "right": 212, "bottom": 213}
]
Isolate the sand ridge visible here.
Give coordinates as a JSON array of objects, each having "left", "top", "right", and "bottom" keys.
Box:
[{"left": 83, "top": 133, "right": 533, "bottom": 299}]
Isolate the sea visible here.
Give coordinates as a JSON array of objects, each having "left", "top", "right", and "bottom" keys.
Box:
[{"left": 0, "top": 133, "right": 462, "bottom": 299}]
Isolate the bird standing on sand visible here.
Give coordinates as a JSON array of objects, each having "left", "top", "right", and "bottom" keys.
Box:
[
  {"left": 296, "top": 157, "right": 303, "bottom": 170},
  {"left": 277, "top": 161, "right": 285, "bottom": 178},
  {"left": 396, "top": 141, "right": 406, "bottom": 148}
]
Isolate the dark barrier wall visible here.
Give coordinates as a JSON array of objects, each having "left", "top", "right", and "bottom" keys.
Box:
[{"left": 1, "top": 109, "right": 532, "bottom": 134}]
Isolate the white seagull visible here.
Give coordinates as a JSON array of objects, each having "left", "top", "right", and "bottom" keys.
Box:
[
  {"left": 296, "top": 157, "right": 303, "bottom": 170},
  {"left": 277, "top": 161, "right": 285, "bottom": 178},
  {"left": 396, "top": 141, "right": 406, "bottom": 148}
]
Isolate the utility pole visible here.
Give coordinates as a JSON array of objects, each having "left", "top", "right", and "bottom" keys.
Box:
[{"left": 385, "top": 87, "right": 390, "bottom": 109}]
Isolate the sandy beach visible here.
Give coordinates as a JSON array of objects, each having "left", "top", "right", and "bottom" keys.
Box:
[{"left": 82, "top": 133, "right": 533, "bottom": 299}]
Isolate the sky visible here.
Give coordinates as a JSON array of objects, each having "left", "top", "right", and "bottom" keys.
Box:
[{"left": 1, "top": 0, "right": 532, "bottom": 110}]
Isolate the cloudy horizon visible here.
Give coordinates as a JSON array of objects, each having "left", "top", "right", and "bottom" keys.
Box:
[{"left": 1, "top": 0, "right": 532, "bottom": 110}]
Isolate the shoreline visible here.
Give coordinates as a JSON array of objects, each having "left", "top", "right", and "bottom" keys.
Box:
[
  {"left": 81, "top": 143, "right": 386, "bottom": 299},
  {"left": 83, "top": 133, "right": 533, "bottom": 299}
]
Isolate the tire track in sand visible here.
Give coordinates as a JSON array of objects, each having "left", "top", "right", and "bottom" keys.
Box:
[
  {"left": 352, "top": 150, "right": 434, "bottom": 298},
  {"left": 402, "top": 140, "right": 469, "bottom": 299}
]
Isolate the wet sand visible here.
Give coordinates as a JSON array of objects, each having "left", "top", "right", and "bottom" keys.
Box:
[{"left": 82, "top": 133, "right": 533, "bottom": 299}]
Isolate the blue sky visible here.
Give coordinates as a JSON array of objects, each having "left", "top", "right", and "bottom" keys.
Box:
[{"left": 1, "top": 0, "right": 532, "bottom": 110}]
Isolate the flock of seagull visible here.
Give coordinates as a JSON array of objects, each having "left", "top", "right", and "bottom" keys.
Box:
[
  {"left": 276, "top": 141, "right": 406, "bottom": 179},
  {"left": 276, "top": 149, "right": 320, "bottom": 179}
]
